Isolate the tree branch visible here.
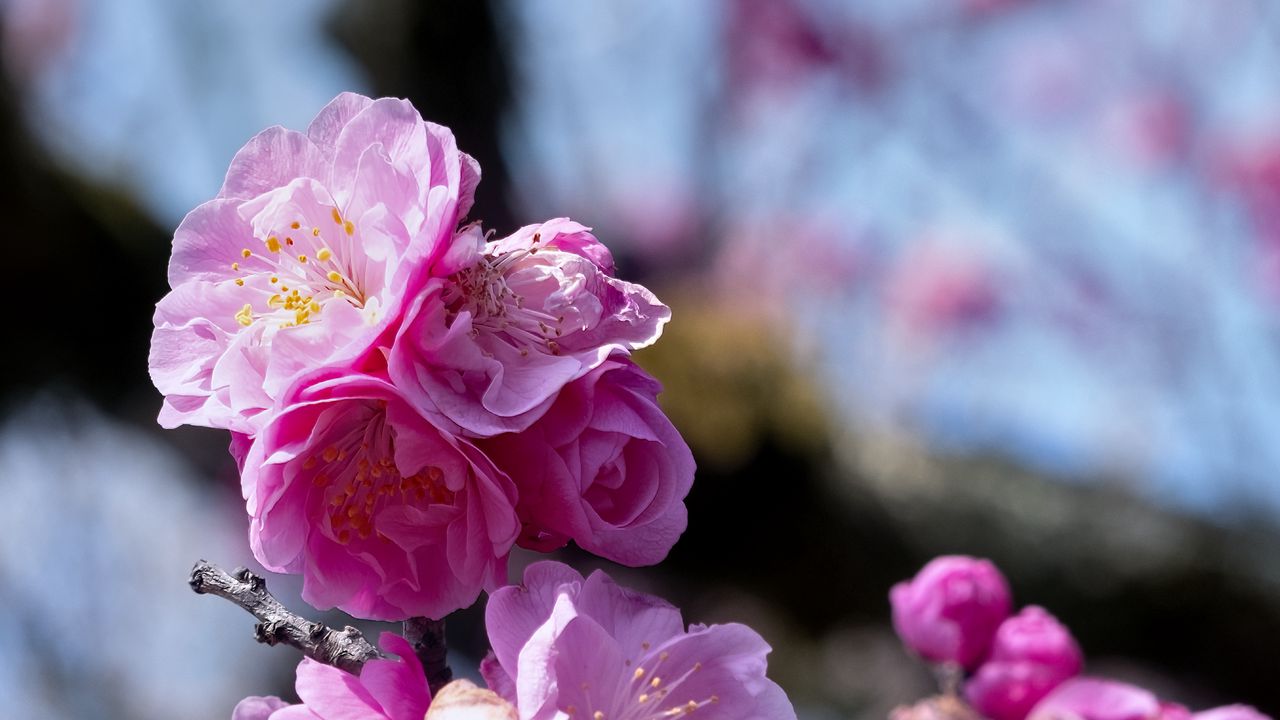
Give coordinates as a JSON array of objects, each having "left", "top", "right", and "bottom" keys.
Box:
[
  {"left": 189, "top": 560, "right": 383, "bottom": 675},
  {"left": 403, "top": 616, "right": 452, "bottom": 695}
]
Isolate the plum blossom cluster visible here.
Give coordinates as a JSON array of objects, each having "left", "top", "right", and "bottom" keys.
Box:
[
  {"left": 889, "top": 556, "right": 1271, "bottom": 720},
  {"left": 233, "top": 562, "right": 794, "bottom": 720},
  {"left": 150, "top": 93, "right": 691, "bottom": 622},
  {"left": 152, "top": 92, "right": 794, "bottom": 719}
]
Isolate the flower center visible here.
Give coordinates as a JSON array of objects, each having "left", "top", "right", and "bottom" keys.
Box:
[
  {"left": 567, "top": 646, "right": 720, "bottom": 720},
  {"left": 441, "top": 234, "right": 568, "bottom": 357},
  {"left": 301, "top": 402, "right": 454, "bottom": 545},
  {"left": 229, "top": 206, "right": 368, "bottom": 329}
]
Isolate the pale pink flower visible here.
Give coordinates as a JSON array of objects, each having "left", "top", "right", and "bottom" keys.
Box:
[
  {"left": 481, "top": 562, "right": 796, "bottom": 720},
  {"left": 150, "top": 92, "right": 479, "bottom": 434},
  {"left": 479, "top": 357, "right": 693, "bottom": 565},
  {"left": 890, "top": 556, "right": 1012, "bottom": 670},
  {"left": 1193, "top": 706, "right": 1272, "bottom": 720},
  {"left": 966, "top": 606, "right": 1083, "bottom": 720},
  {"left": 1026, "top": 678, "right": 1161, "bottom": 720},
  {"left": 389, "top": 218, "right": 669, "bottom": 436},
  {"left": 240, "top": 370, "right": 519, "bottom": 620},
  {"left": 232, "top": 632, "right": 432, "bottom": 720}
]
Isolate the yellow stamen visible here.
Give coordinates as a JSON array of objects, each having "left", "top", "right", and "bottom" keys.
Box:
[
  {"left": 266, "top": 236, "right": 281, "bottom": 253},
  {"left": 343, "top": 220, "right": 355, "bottom": 235},
  {"left": 327, "top": 271, "right": 343, "bottom": 283},
  {"left": 234, "top": 304, "right": 253, "bottom": 326},
  {"left": 312, "top": 227, "right": 321, "bottom": 237},
  {"left": 331, "top": 207, "right": 343, "bottom": 224},
  {"left": 231, "top": 262, "right": 239, "bottom": 270},
  {"left": 241, "top": 248, "right": 252, "bottom": 258},
  {"left": 234, "top": 278, "right": 244, "bottom": 286},
  {"left": 297, "top": 255, "right": 308, "bottom": 263},
  {"left": 316, "top": 248, "right": 333, "bottom": 261},
  {"left": 291, "top": 221, "right": 301, "bottom": 229}
]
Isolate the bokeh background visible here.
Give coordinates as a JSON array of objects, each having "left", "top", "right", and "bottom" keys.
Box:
[{"left": 2, "top": 0, "right": 1279, "bottom": 717}]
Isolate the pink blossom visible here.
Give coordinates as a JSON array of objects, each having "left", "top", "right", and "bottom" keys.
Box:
[
  {"left": 1026, "top": 678, "right": 1160, "bottom": 720},
  {"left": 150, "top": 92, "right": 479, "bottom": 434},
  {"left": 481, "top": 561, "right": 795, "bottom": 720},
  {"left": 479, "top": 357, "right": 693, "bottom": 565},
  {"left": 890, "top": 556, "right": 1012, "bottom": 670},
  {"left": 232, "top": 632, "right": 432, "bottom": 720},
  {"left": 1193, "top": 706, "right": 1272, "bottom": 720},
  {"left": 240, "top": 370, "right": 519, "bottom": 620},
  {"left": 389, "top": 218, "right": 670, "bottom": 436},
  {"left": 966, "top": 606, "right": 1083, "bottom": 720}
]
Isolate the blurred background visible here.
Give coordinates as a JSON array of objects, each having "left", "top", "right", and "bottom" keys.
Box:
[{"left": 2, "top": 0, "right": 1278, "bottom": 717}]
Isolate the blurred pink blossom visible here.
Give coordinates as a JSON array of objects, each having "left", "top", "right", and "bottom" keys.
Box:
[
  {"left": 150, "top": 92, "right": 478, "bottom": 434},
  {"left": 232, "top": 632, "right": 431, "bottom": 720},
  {"left": 966, "top": 607, "right": 1083, "bottom": 720},
  {"left": 481, "top": 561, "right": 796, "bottom": 720},
  {"left": 479, "top": 357, "right": 694, "bottom": 565},
  {"left": 890, "top": 556, "right": 1012, "bottom": 670},
  {"left": 239, "top": 371, "right": 519, "bottom": 620}
]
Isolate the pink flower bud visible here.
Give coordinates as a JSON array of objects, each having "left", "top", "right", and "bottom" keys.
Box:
[
  {"left": 965, "top": 606, "right": 1083, "bottom": 720},
  {"left": 890, "top": 555, "right": 1013, "bottom": 669}
]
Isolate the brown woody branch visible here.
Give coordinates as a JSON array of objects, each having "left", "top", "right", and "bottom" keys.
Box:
[{"left": 188, "top": 560, "right": 383, "bottom": 675}]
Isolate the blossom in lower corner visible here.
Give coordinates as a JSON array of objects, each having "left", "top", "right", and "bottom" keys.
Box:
[
  {"left": 231, "top": 632, "right": 431, "bottom": 720},
  {"left": 240, "top": 370, "right": 520, "bottom": 620},
  {"left": 480, "top": 561, "right": 796, "bottom": 720},
  {"left": 389, "top": 218, "right": 670, "bottom": 436},
  {"left": 479, "top": 357, "right": 694, "bottom": 565},
  {"left": 150, "top": 91, "right": 479, "bottom": 434},
  {"left": 890, "top": 555, "right": 1012, "bottom": 670},
  {"left": 966, "top": 606, "right": 1083, "bottom": 720},
  {"left": 1026, "top": 679, "right": 1272, "bottom": 720}
]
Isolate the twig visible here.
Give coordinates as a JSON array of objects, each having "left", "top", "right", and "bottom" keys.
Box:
[
  {"left": 403, "top": 616, "right": 452, "bottom": 695},
  {"left": 189, "top": 560, "right": 383, "bottom": 675}
]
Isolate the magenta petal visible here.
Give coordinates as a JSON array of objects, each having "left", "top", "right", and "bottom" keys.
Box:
[
  {"left": 307, "top": 92, "right": 375, "bottom": 154},
  {"left": 294, "top": 658, "right": 384, "bottom": 719},
  {"left": 355, "top": 633, "right": 432, "bottom": 720}
]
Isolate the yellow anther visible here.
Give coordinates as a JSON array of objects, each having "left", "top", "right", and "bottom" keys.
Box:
[
  {"left": 317, "top": 248, "right": 333, "bottom": 261},
  {"left": 231, "top": 262, "right": 239, "bottom": 270},
  {"left": 692, "top": 662, "right": 701, "bottom": 671},
  {"left": 294, "top": 308, "right": 310, "bottom": 325},
  {"left": 291, "top": 221, "right": 301, "bottom": 229},
  {"left": 322, "top": 446, "right": 339, "bottom": 462},
  {"left": 651, "top": 677, "right": 662, "bottom": 688},
  {"left": 327, "top": 271, "right": 343, "bottom": 283},
  {"left": 685, "top": 701, "right": 698, "bottom": 713},
  {"left": 310, "top": 301, "right": 321, "bottom": 314},
  {"left": 638, "top": 694, "right": 650, "bottom": 704},
  {"left": 235, "top": 278, "right": 245, "bottom": 286},
  {"left": 344, "top": 220, "right": 355, "bottom": 235},
  {"left": 634, "top": 668, "right": 646, "bottom": 680},
  {"left": 270, "top": 276, "right": 279, "bottom": 283},
  {"left": 268, "top": 294, "right": 284, "bottom": 309},
  {"left": 285, "top": 237, "right": 294, "bottom": 246},
  {"left": 709, "top": 696, "right": 719, "bottom": 704},
  {"left": 241, "top": 248, "right": 252, "bottom": 258},
  {"left": 234, "top": 304, "right": 253, "bottom": 327},
  {"left": 266, "top": 236, "right": 281, "bottom": 253},
  {"left": 593, "top": 713, "right": 604, "bottom": 720},
  {"left": 334, "top": 289, "right": 345, "bottom": 299},
  {"left": 331, "top": 207, "right": 343, "bottom": 224},
  {"left": 312, "top": 227, "right": 321, "bottom": 236},
  {"left": 298, "top": 255, "right": 308, "bottom": 263},
  {"left": 280, "top": 285, "right": 289, "bottom": 292}
]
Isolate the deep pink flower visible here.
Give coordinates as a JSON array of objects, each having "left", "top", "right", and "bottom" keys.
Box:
[
  {"left": 232, "top": 632, "right": 432, "bottom": 720},
  {"left": 240, "top": 370, "right": 519, "bottom": 620},
  {"left": 481, "top": 561, "right": 795, "bottom": 720},
  {"left": 1026, "top": 678, "right": 1161, "bottom": 720},
  {"left": 479, "top": 357, "right": 693, "bottom": 565},
  {"left": 150, "top": 92, "right": 478, "bottom": 434},
  {"left": 389, "top": 218, "right": 670, "bottom": 436},
  {"left": 967, "top": 606, "right": 1083, "bottom": 720},
  {"left": 890, "top": 556, "right": 1012, "bottom": 669}
]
